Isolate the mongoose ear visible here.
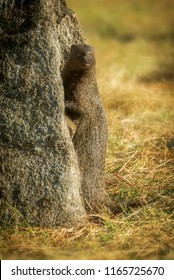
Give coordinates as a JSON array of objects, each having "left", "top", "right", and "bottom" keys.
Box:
[{"left": 70, "top": 45, "right": 77, "bottom": 51}]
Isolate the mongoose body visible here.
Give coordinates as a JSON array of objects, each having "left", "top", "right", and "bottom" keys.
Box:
[{"left": 62, "top": 44, "right": 108, "bottom": 212}]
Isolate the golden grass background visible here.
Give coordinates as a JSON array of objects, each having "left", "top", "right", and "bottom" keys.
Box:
[{"left": 0, "top": 0, "right": 174, "bottom": 259}]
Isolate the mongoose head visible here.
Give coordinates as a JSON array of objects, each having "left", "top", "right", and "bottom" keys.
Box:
[{"left": 70, "top": 44, "right": 96, "bottom": 69}]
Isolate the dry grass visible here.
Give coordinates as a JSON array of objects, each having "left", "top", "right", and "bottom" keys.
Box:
[{"left": 0, "top": 0, "right": 174, "bottom": 260}]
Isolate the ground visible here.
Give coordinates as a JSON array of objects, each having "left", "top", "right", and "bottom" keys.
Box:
[{"left": 0, "top": 0, "right": 174, "bottom": 259}]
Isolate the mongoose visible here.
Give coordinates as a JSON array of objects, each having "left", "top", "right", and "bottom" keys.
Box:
[
  {"left": 62, "top": 44, "right": 108, "bottom": 212},
  {"left": 65, "top": 115, "right": 77, "bottom": 139}
]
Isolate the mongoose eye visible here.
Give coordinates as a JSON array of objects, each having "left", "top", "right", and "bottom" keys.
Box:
[{"left": 87, "top": 54, "right": 92, "bottom": 59}]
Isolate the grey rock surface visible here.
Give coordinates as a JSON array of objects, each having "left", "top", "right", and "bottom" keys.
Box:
[{"left": 0, "top": 0, "right": 86, "bottom": 226}]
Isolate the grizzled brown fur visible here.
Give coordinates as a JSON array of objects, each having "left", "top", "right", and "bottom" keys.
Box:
[{"left": 62, "top": 44, "right": 108, "bottom": 212}]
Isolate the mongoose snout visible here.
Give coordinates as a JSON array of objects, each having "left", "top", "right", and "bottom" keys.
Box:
[{"left": 70, "top": 44, "right": 96, "bottom": 69}]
